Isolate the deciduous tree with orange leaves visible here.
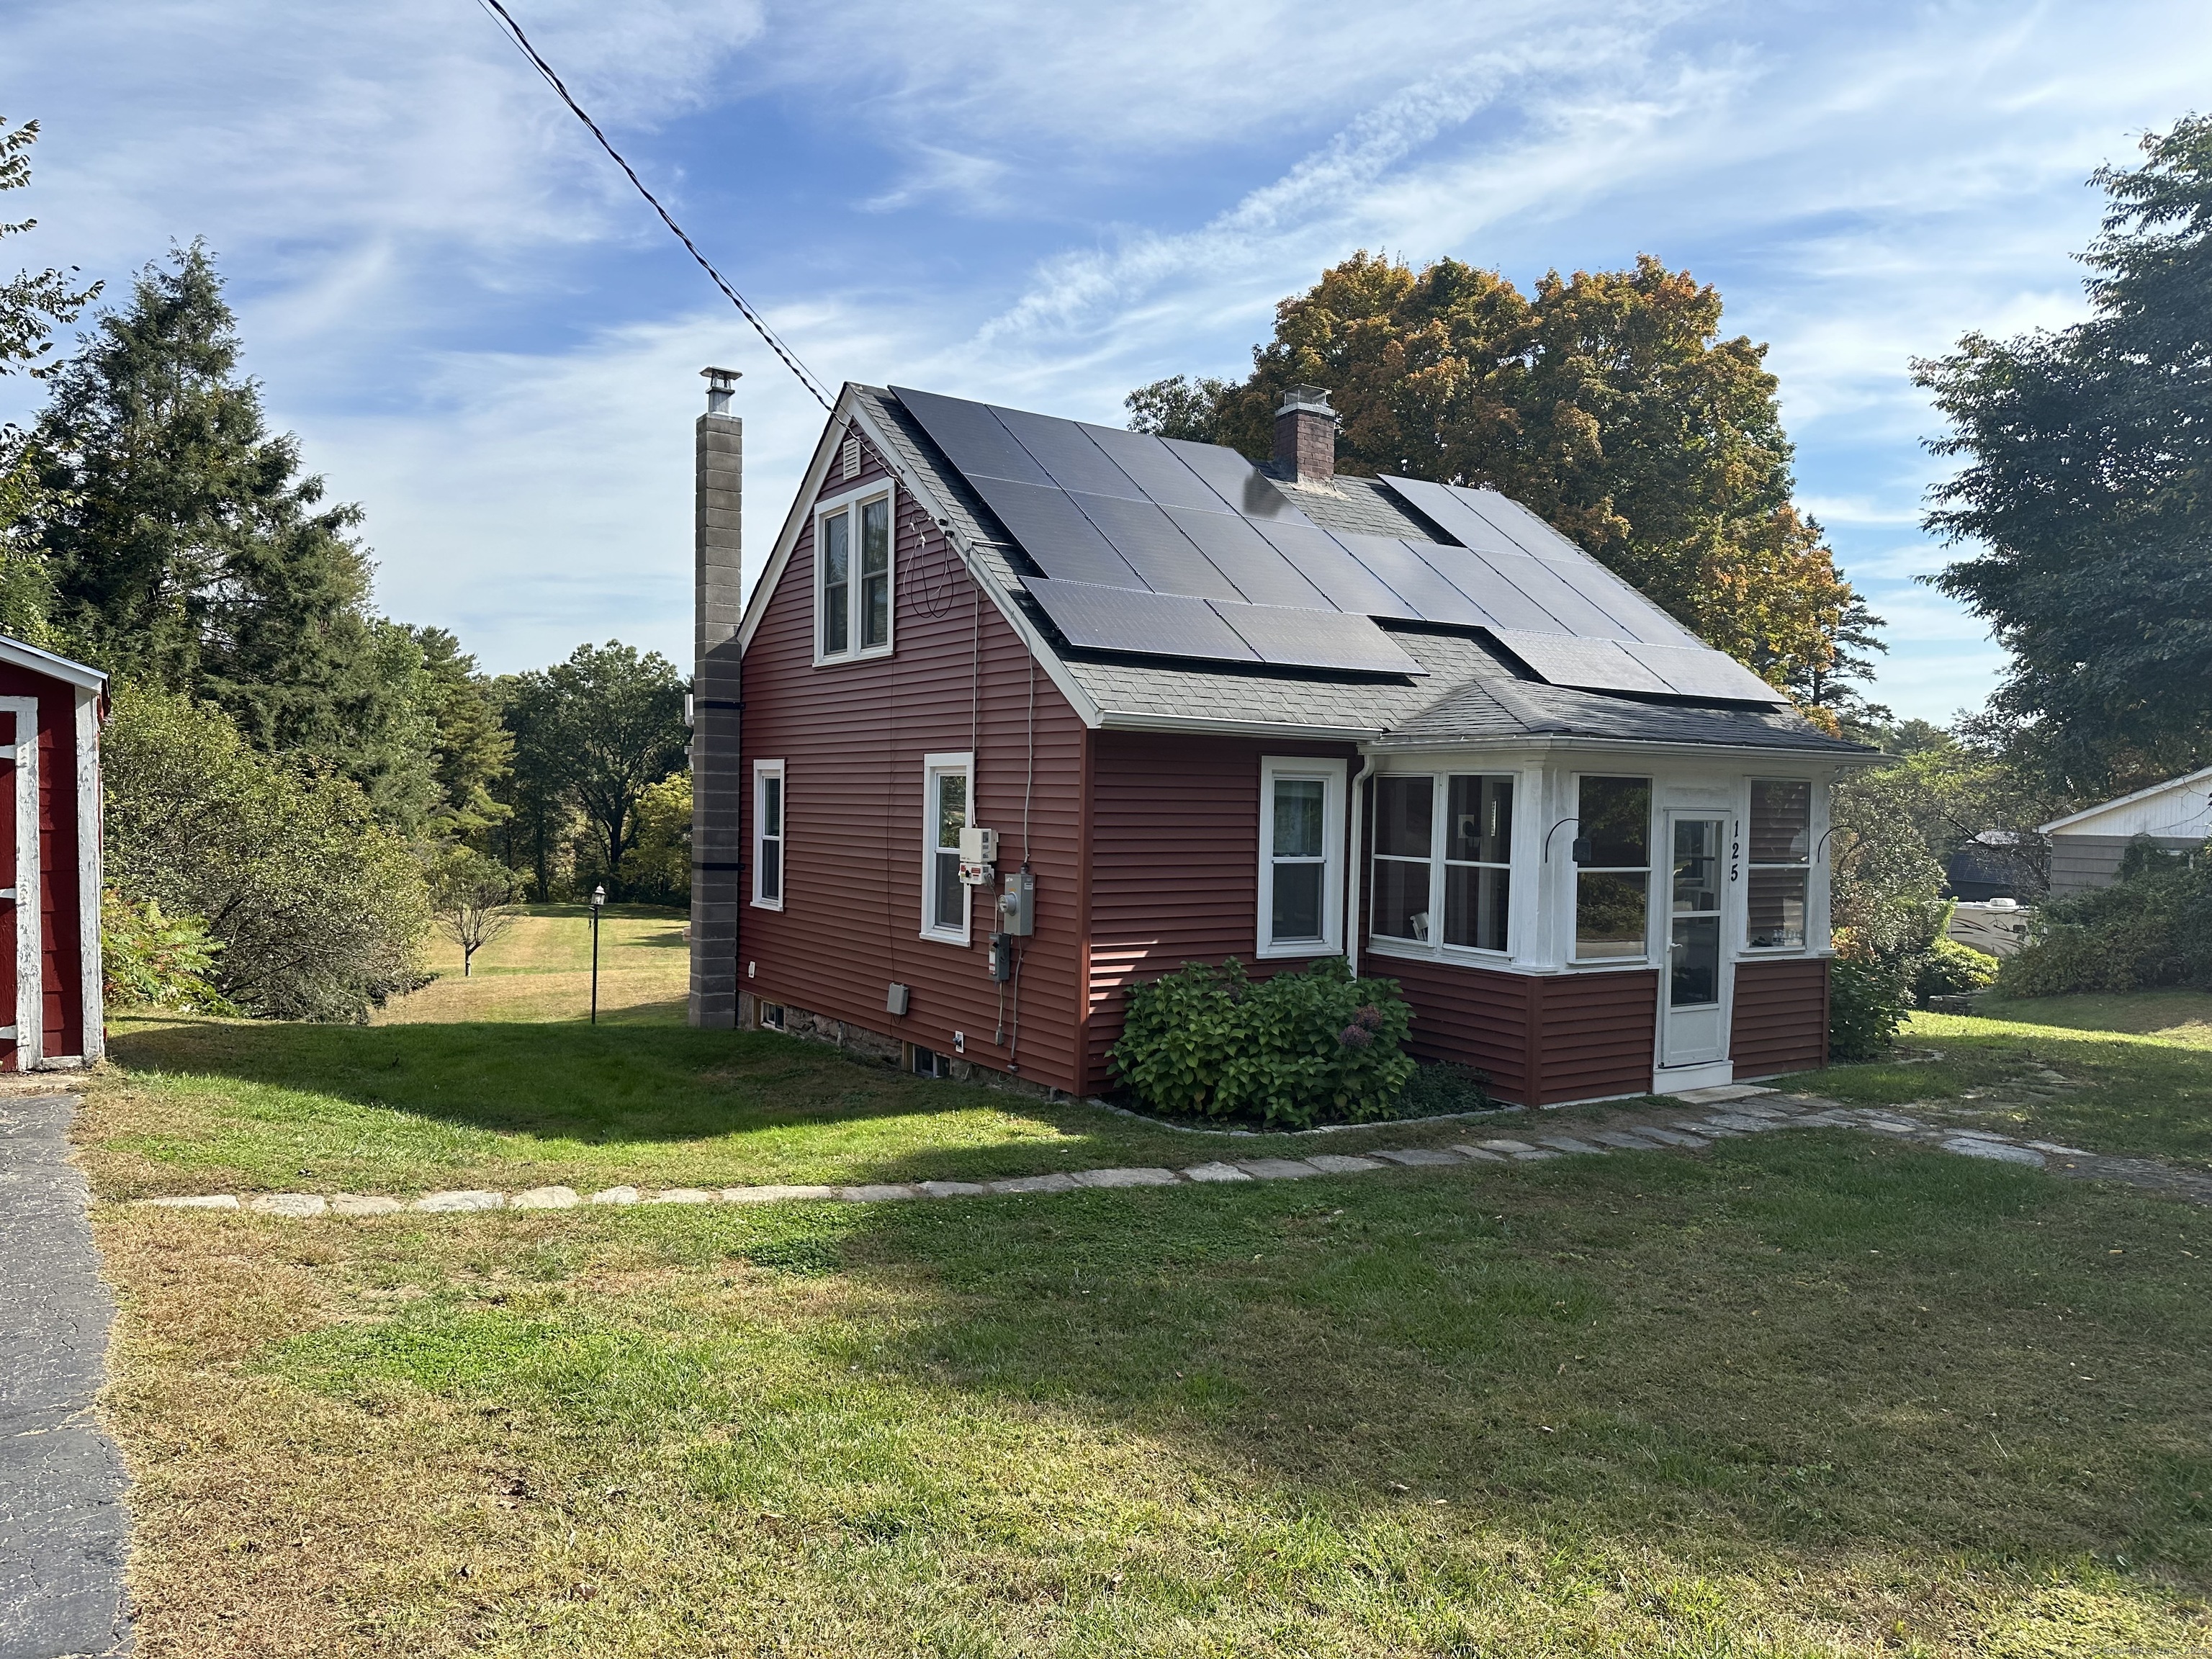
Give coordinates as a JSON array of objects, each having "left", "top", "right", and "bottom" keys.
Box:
[{"left": 1130, "top": 252, "right": 1877, "bottom": 723}]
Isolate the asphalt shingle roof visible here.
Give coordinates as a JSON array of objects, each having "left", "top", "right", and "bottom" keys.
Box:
[{"left": 855, "top": 385, "right": 1871, "bottom": 758}]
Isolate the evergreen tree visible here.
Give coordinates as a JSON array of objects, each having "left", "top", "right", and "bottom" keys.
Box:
[
  {"left": 1129, "top": 252, "right": 1874, "bottom": 701},
  {"left": 1918, "top": 115, "right": 2212, "bottom": 792},
  {"left": 26, "top": 243, "right": 436, "bottom": 819},
  {"left": 406, "top": 625, "right": 513, "bottom": 842}
]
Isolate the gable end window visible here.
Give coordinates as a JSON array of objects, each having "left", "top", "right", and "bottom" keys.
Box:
[
  {"left": 1258, "top": 757, "right": 1346, "bottom": 958},
  {"left": 1746, "top": 778, "right": 1811, "bottom": 949},
  {"left": 753, "top": 761, "right": 785, "bottom": 909},
  {"left": 817, "top": 484, "right": 894, "bottom": 663},
  {"left": 922, "top": 752, "right": 973, "bottom": 944}
]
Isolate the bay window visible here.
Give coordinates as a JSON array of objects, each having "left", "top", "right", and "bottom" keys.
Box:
[
  {"left": 1747, "top": 778, "right": 1812, "bottom": 948},
  {"left": 1574, "top": 775, "right": 1651, "bottom": 961},
  {"left": 1370, "top": 773, "right": 1514, "bottom": 954}
]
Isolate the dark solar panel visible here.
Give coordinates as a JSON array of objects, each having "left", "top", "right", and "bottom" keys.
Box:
[
  {"left": 964, "top": 475, "right": 1143, "bottom": 588},
  {"left": 1162, "top": 438, "right": 1313, "bottom": 521},
  {"left": 1478, "top": 547, "right": 1641, "bottom": 640},
  {"left": 1252, "top": 521, "right": 1422, "bottom": 619},
  {"left": 1162, "top": 507, "right": 1334, "bottom": 608},
  {"left": 1381, "top": 475, "right": 1527, "bottom": 559},
  {"left": 1416, "top": 542, "right": 1569, "bottom": 633},
  {"left": 1331, "top": 533, "right": 1491, "bottom": 625},
  {"left": 891, "top": 386, "right": 1051, "bottom": 484},
  {"left": 1490, "top": 631, "right": 1674, "bottom": 695},
  {"left": 1028, "top": 578, "right": 1259, "bottom": 662},
  {"left": 1624, "top": 642, "right": 1791, "bottom": 703},
  {"left": 992, "top": 406, "right": 1146, "bottom": 500},
  {"left": 1218, "top": 603, "right": 1428, "bottom": 675},
  {"left": 1069, "top": 493, "right": 1245, "bottom": 601},
  {"left": 1446, "top": 483, "right": 1705, "bottom": 647},
  {"left": 1078, "top": 423, "right": 1228, "bottom": 511}
]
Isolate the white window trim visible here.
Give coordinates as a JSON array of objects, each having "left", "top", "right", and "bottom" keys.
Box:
[
  {"left": 752, "top": 760, "right": 786, "bottom": 911},
  {"left": 1742, "top": 774, "right": 1815, "bottom": 954},
  {"left": 812, "top": 479, "right": 896, "bottom": 666},
  {"left": 1569, "top": 772, "right": 1655, "bottom": 968},
  {"left": 1257, "top": 756, "right": 1346, "bottom": 960},
  {"left": 1364, "top": 770, "right": 1516, "bottom": 961},
  {"left": 921, "top": 750, "right": 974, "bottom": 946}
]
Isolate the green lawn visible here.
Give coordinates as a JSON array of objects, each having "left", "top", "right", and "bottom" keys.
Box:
[
  {"left": 81, "top": 955, "right": 2212, "bottom": 1654},
  {"left": 1795, "top": 990, "right": 2212, "bottom": 1168}
]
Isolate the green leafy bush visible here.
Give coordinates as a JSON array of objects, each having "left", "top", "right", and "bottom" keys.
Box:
[
  {"left": 1829, "top": 950, "right": 1911, "bottom": 1062},
  {"left": 1111, "top": 956, "right": 1416, "bottom": 1128},
  {"left": 101, "top": 890, "right": 234, "bottom": 1014},
  {"left": 2000, "top": 840, "right": 2212, "bottom": 997},
  {"left": 1915, "top": 936, "right": 1999, "bottom": 1001},
  {"left": 1394, "top": 1061, "right": 1495, "bottom": 1118}
]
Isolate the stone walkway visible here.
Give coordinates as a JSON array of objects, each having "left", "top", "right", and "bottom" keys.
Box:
[
  {"left": 1, "top": 1093, "right": 130, "bottom": 1659},
  {"left": 127, "top": 1085, "right": 2212, "bottom": 1217}
]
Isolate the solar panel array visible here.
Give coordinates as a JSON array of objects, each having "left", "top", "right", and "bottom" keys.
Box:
[{"left": 890, "top": 387, "right": 1789, "bottom": 703}]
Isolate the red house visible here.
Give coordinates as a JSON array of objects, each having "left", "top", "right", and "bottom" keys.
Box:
[
  {"left": 0, "top": 636, "right": 106, "bottom": 1071},
  {"left": 686, "top": 377, "right": 1875, "bottom": 1106}
]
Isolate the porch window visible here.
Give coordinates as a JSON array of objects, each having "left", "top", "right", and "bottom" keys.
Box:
[
  {"left": 752, "top": 761, "right": 784, "bottom": 909},
  {"left": 817, "top": 487, "right": 894, "bottom": 662},
  {"left": 1747, "top": 778, "right": 1811, "bottom": 948},
  {"left": 1574, "top": 775, "right": 1651, "bottom": 961},
  {"left": 1259, "top": 757, "right": 1346, "bottom": 957},
  {"left": 1370, "top": 774, "right": 1514, "bottom": 953},
  {"left": 922, "top": 753, "right": 971, "bottom": 943}
]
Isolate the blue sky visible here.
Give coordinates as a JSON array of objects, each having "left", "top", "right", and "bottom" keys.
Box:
[{"left": 4, "top": 0, "right": 2207, "bottom": 719}]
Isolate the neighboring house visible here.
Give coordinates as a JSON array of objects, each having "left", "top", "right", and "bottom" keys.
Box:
[
  {"left": 0, "top": 636, "right": 106, "bottom": 1071},
  {"left": 686, "top": 377, "right": 1877, "bottom": 1107},
  {"left": 2038, "top": 766, "right": 2212, "bottom": 899}
]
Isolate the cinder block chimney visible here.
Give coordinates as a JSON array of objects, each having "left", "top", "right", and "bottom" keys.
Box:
[
  {"left": 1272, "top": 385, "right": 1337, "bottom": 485},
  {"left": 689, "top": 367, "right": 742, "bottom": 1029}
]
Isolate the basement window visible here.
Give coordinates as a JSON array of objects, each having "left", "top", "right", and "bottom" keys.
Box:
[{"left": 816, "top": 483, "right": 895, "bottom": 663}]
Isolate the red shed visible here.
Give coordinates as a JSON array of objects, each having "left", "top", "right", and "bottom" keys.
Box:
[
  {"left": 688, "top": 382, "right": 1879, "bottom": 1106},
  {"left": 0, "top": 636, "right": 107, "bottom": 1071}
]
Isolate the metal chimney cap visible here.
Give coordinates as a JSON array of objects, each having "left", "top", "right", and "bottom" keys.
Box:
[
  {"left": 1276, "top": 385, "right": 1336, "bottom": 418},
  {"left": 700, "top": 366, "right": 742, "bottom": 389}
]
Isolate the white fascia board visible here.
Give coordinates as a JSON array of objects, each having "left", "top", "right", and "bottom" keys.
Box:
[
  {"left": 2038, "top": 763, "right": 2212, "bottom": 835},
  {"left": 0, "top": 636, "right": 105, "bottom": 692}
]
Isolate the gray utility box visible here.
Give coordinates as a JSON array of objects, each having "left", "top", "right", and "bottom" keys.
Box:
[{"left": 997, "top": 871, "right": 1035, "bottom": 935}]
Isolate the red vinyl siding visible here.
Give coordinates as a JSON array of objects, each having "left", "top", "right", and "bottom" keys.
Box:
[
  {"left": 737, "top": 435, "right": 1089, "bottom": 1093},
  {"left": 1730, "top": 956, "right": 1830, "bottom": 1079},
  {"left": 0, "top": 663, "right": 84, "bottom": 1064},
  {"left": 1083, "top": 731, "right": 1359, "bottom": 1094},
  {"left": 1370, "top": 952, "right": 1533, "bottom": 1103},
  {"left": 1532, "top": 969, "right": 1658, "bottom": 1104}
]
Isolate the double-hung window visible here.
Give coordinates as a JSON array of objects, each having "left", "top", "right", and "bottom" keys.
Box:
[
  {"left": 1258, "top": 757, "right": 1346, "bottom": 958},
  {"left": 1371, "top": 774, "right": 1514, "bottom": 953},
  {"left": 1573, "top": 775, "right": 1652, "bottom": 961},
  {"left": 817, "top": 486, "right": 894, "bottom": 662},
  {"left": 922, "top": 752, "right": 972, "bottom": 943},
  {"left": 1746, "top": 778, "right": 1812, "bottom": 948},
  {"left": 752, "top": 762, "right": 784, "bottom": 909}
]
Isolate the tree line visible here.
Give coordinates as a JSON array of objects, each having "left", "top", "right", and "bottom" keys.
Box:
[{"left": 0, "top": 118, "right": 690, "bottom": 1019}]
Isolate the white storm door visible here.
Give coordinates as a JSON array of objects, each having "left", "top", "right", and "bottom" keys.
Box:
[{"left": 1660, "top": 812, "right": 1730, "bottom": 1067}]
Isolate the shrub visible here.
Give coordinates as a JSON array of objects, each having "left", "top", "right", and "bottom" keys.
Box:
[
  {"left": 104, "top": 684, "right": 431, "bottom": 1021},
  {"left": 1915, "top": 936, "right": 1999, "bottom": 1001},
  {"left": 101, "top": 890, "right": 234, "bottom": 1014},
  {"left": 1111, "top": 956, "right": 1416, "bottom": 1128},
  {"left": 1829, "top": 945, "right": 1910, "bottom": 1062},
  {"left": 2000, "top": 840, "right": 2212, "bottom": 997}
]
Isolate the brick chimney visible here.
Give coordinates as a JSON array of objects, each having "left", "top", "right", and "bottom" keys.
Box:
[
  {"left": 1272, "top": 385, "right": 1337, "bottom": 485},
  {"left": 690, "top": 367, "right": 742, "bottom": 1029}
]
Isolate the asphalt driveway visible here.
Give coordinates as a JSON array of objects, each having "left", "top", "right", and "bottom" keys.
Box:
[{"left": 0, "top": 1092, "right": 130, "bottom": 1659}]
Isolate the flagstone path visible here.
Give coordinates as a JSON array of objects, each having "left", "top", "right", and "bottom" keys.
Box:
[{"left": 127, "top": 1085, "right": 2212, "bottom": 1217}]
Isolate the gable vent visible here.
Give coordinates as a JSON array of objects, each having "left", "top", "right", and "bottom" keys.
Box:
[{"left": 841, "top": 435, "right": 862, "bottom": 479}]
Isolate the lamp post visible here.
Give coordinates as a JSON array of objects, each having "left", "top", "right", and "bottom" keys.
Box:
[{"left": 589, "top": 884, "right": 606, "bottom": 1024}]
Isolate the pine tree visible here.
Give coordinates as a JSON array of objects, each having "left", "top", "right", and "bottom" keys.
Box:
[{"left": 26, "top": 243, "right": 436, "bottom": 820}]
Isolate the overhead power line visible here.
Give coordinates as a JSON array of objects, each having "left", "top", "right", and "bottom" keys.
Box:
[{"left": 474, "top": 0, "right": 835, "bottom": 410}]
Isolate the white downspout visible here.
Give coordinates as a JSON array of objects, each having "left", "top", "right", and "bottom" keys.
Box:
[{"left": 1346, "top": 753, "right": 1373, "bottom": 978}]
